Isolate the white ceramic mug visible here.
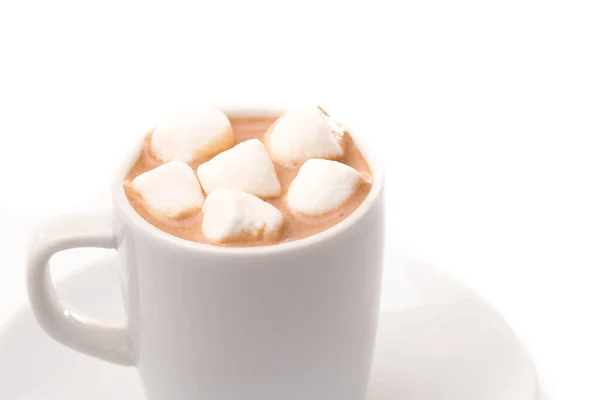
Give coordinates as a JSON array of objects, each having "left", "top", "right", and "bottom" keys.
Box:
[{"left": 26, "top": 107, "right": 385, "bottom": 400}]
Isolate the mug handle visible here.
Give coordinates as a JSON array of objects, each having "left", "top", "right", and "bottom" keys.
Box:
[{"left": 26, "top": 211, "right": 133, "bottom": 366}]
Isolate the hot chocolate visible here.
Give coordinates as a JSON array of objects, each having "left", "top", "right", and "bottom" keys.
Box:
[{"left": 124, "top": 108, "right": 373, "bottom": 246}]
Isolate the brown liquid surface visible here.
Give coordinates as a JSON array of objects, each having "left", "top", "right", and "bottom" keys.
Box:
[{"left": 124, "top": 114, "right": 373, "bottom": 246}]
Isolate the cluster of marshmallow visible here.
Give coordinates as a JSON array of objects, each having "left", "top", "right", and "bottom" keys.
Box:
[{"left": 130, "top": 106, "right": 366, "bottom": 243}]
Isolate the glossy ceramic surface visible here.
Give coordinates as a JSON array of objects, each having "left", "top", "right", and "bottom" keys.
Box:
[
  {"left": 25, "top": 107, "right": 386, "bottom": 400},
  {"left": 1, "top": 252, "right": 539, "bottom": 400}
]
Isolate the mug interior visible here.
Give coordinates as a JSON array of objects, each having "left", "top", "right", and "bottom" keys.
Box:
[{"left": 112, "top": 105, "right": 385, "bottom": 256}]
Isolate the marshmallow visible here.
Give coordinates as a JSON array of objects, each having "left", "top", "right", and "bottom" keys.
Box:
[
  {"left": 130, "top": 161, "right": 204, "bottom": 218},
  {"left": 264, "top": 107, "right": 343, "bottom": 167},
  {"left": 287, "top": 159, "right": 363, "bottom": 216},
  {"left": 151, "top": 106, "right": 233, "bottom": 163},
  {"left": 196, "top": 139, "right": 281, "bottom": 197},
  {"left": 202, "top": 188, "right": 284, "bottom": 243}
]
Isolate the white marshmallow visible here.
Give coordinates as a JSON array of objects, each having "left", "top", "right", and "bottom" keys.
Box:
[
  {"left": 202, "top": 188, "right": 284, "bottom": 243},
  {"left": 264, "top": 107, "right": 343, "bottom": 167},
  {"left": 151, "top": 106, "right": 233, "bottom": 163},
  {"left": 130, "top": 161, "right": 204, "bottom": 218},
  {"left": 196, "top": 139, "right": 281, "bottom": 197},
  {"left": 287, "top": 159, "right": 363, "bottom": 216}
]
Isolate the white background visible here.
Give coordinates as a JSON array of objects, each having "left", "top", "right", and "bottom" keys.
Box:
[{"left": 1, "top": 0, "right": 599, "bottom": 398}]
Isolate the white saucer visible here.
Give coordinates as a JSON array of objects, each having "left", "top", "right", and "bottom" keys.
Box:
[{"left": 0, "top": 252, "right": 538, "bottom": 400}]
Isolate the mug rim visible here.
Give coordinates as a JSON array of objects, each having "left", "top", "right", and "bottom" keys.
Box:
[{"left": 112, "top": 104, "right": 385, "bottom": 257}]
